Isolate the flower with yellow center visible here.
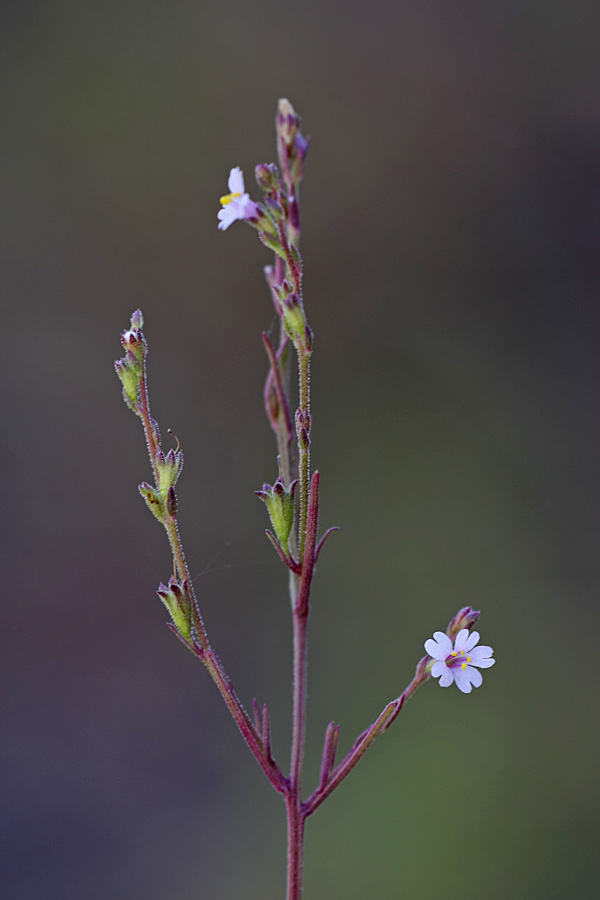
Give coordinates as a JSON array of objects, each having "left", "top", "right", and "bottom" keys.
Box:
[
  {"left": 425, "top": 628, "right": 495, "bottom": 693},
  {"left": 217, "top": 167, "right": 259, "bottom": 231}
]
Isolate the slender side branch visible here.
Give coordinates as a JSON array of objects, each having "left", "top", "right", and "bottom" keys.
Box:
[
  {"left": 130, "top": 337, "right": 288, "bottom": 795},
  {"left": 303, "top": 657, "right": 430, "bottom": 816}
]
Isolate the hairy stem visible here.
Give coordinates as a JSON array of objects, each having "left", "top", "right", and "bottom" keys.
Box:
[
  {"left": 296, "top": 351, "right": 311, "bottom": 562},
  {"left": 138, "top": 364, "right": 287, "bottom": 794}
]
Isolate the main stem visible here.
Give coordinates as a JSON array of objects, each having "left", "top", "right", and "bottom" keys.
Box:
[
  {"left": 286, "top": 345, "right": 311, "bottom": 899},
  {"left": 287, "top": 605, "right": 308, "bottom": 900}
]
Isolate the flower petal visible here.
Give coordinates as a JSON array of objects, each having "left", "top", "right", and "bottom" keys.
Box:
[
  {"left": 430, "top": 632, "right": 452, "bottom": 656},
  {"left": 217, "top": 206, "right": 237, "bottom": 230},
  {"left": 438, "top": 668, "right": 454, "bottom": 687},
  {"left": 470, "top": 656, "right": 495, "bottom": 668},
  {"left": 471, "top": 644, "right": 493, "bottom": 658},
  {"left": 425, "top": 638, "right": 445, "bottom": 659},
  {"left": 465, "top": 666, "right": 483, "bottom": 688},
  {"left": 455, "top": 629, "right": 480, "bottom": 653},
  {"left": 453, "top": 629, "right": 470, "bottom": 652},
  {"left": 463, "top": 630, "right": 480, "bottom": 652},
  {"left": 453, "top": 669, "right": 472, "bottom": 693},
  {"left": 431, "top": 660, "right": 446, "bottom": 679},
  {"left": 228, "top": 166, "right": 245, "bottom": 194}
]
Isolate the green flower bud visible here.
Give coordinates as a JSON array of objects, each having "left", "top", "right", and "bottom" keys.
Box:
[{"left": 256, "top": 478, "right": 297, "bottom": 551}]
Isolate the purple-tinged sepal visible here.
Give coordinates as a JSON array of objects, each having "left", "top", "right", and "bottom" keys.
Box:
[
  {"left": 446, "top": 606, "right": 480, "bottom": 640},
  {"left": 156, "top": 447, "right": 184, "bottom": 499}
]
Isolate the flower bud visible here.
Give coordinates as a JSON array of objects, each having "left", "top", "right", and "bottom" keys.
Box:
[
  {"left": 446, "top": 606, "right": 480, "bottom": 639},
  {"left": 255, "top": 478, "right": 297, "bottom": 550},
  {"left": 130, "top": 309, "right": 144, "bottom": 330},
  {"left": 255, "top": 162, "right": 280, "bottom": 196},
  {"left": 276, "top": 98, "right": 309, "bottom": 184},
  {"left": 165, "top": 486, "right": 177, "bottom": 517},
  {"left": 277, "top": 98, "right": 300, "bottom": 150}
]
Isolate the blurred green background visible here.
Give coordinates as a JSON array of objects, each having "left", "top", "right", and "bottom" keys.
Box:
[{"left": 2, "top": 0, "right": 599, "bottom": 897}]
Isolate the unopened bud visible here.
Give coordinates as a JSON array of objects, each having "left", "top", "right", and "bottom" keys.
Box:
[
  {"left": 447, "top": 606, "right": 481, "bottom": 639},
  {"left": 276, "top": 99, "right": 309, "bottom": 184},
  {"left": 165, "top": 486, "right": 177, "bottom": 517},
  {"left": 255, "top": 162, "right": 280, "bottom": 196},
  {"left": 130, "top": 309, "right": 144, "bottom": 330}
]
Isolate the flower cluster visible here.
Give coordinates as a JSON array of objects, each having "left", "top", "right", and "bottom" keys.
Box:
[{"left": 425, "top": 629, "right": 495, "bottom": 693}]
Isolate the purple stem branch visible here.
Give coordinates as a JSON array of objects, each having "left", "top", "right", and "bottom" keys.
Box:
[
  {"left": 314, "top": 526, "right": 339, "bottom": 563},
  {"left": 265, "top": 529, "right": 301, "bottom": 574},
  {"left": 303, "top": 660, "right": 430, "bottom": 817}
]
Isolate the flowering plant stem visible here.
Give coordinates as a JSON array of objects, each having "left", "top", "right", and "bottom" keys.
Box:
[{"left": 114, "top": 98, "right": 495, "bottom": 900}]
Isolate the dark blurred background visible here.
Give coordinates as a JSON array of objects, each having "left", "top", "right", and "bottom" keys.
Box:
[{"left": 2, "top": 1, "right": 599, "bottom": 897}]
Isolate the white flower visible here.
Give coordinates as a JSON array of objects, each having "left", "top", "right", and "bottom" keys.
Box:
[
  {"left": 425, "top": 629, "right": 495, "bottom": 693},
  {"left": 217, "top": 167, "right": 259, "bottom": 231}
]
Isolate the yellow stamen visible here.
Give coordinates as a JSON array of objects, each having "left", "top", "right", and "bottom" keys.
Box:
[
  {"left": 461, "top": 662, "right": 467, "bottom": 670},
  {"left": 451, "top": 651, "right": 458, "bottom": 657},
  {"left": 220, "top": 192, "right": 242, "bottom": 206}
]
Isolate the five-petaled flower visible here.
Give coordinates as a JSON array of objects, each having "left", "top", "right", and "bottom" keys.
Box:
[
  {"left": 425, "top": 629, "right": 495, "bottom": 693},
  {"left": 217, "top": 167, "right": 259, "bottom": 231}
]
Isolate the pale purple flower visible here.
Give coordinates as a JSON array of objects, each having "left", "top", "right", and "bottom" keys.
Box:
[
  {"left": 425, "top": 629, "right": 495, "bottom": 693},
  {"left": 217, "top": 167, "right": 259, "bottom": 230}
]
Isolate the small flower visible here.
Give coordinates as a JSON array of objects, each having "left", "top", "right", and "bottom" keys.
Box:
[
  {"left": 217, "top": 167, "right": 259, "bottom": 230},
  {"left": 425, "top": 629, "right": 495, "bottom": 693}
]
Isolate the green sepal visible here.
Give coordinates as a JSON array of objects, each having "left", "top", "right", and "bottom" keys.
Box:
[
  {"left": 157, "top": 578, "right": 192, "bottom": 641},
  {"left": 256, "top": 479, "right": 297, "bottom": 551},
  {"left": 258, "top": 231, "right": 287, "bottom": 261},
  {"left": 156, "top": 449, "right": 183, "bottom": 497},
  {"left": 115, "top": 359, "right": 140, "bottom": 405},
  {"left": 282, "top": 295, "right": 307, "bottom": 343}
]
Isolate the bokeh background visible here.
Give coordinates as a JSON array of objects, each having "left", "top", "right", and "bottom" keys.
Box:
[{"left": 2, "top": 1, "right": 599, "bottom": 897}]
